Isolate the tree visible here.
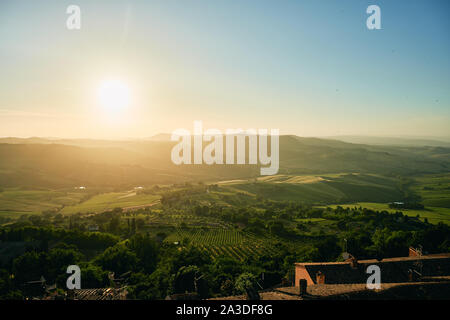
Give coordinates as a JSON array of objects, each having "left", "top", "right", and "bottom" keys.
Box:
[
  {"left": 412, "top": 223, "right": 450, "bottom": 253},
  {"left": 235, "top": 272, "right": 259, "bottom": 299},
  {"left": 0, "top": 269, "right": 22, "bottom": 299},
  {"left": 131, "top": 218, "right": 136, "bottom": 234},
  {"left": 128, "top": 234, "right": 159, "bottom": 273},
  {"left": 108, "top": 216, "right": 121, "bottom": 234},
  {"left": 316, "top": 236, "right": 341, "bottom": 261},
  {"left": 268, "top": 221, "right": 287, "bottom": 237},
  {"left": 235, "top": 272, "right": 257, "bottom": 294},
  {"left": 173, "top": 265, "right": 209, "bottom": 298},
  {"left": 169, "top": 246, "right": 212, "bottom": 273},
  {"left": 372, "top": 228, "right": 410, "bottom": 258},
  {"left": 12, "top": 251, "right": 46, "bottom": 284},
  {"left": 341, "top": 230, "right": 372, "bottom": 259},
  {"left": 47, "top": 247, "right": 83, "bottom": 285},
  {"left": 220, "top": 279, "right": 234, "bottom": 296},
  {"left": 211, "top": 257, "right": 242, "bottom": 278},
  {"left": 80, "top": 264, "right": 111, "bottom": 288},
  {"left": 127, "top": 268, "right": 172, "bottom": 300},
  {"left": 136, "top": 217, "right": 145, "bottom": 231},
  {"left": 95, "top": 245, "right": 138, "bottom": 275}
]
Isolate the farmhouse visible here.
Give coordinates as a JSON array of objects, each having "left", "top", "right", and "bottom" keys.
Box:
[
  {"left": 215, "top": 249, "right": 450, "bottom": 300},
  {"left": 295, "top": 250, "right": 450, "bottom": 286}
]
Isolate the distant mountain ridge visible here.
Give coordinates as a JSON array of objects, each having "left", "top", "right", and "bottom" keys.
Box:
[
  {"left": 0, "top": 135, "right": 449, "bottom": 188},
  {"left": 325, "top": 135, "right": 450, "bottom": 148},
  {"left": 3, "top": 134, "right": 450, "bottom": 147}
]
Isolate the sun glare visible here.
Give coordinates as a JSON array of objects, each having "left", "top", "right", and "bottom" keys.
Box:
[{"left": 98, "top": 79, "right": 131, "bottom": 111}]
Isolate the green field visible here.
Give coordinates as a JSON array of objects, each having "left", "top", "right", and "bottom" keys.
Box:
[
  {"left": 0, "top": 188, "right": 160, "bottom": 219},
  {"left": 0, "top": 210, "right": 42, "bottom": 219},
  {"left": 2, "top": 173, "right": 449, "bottom": 227},
  {"left": 411, "top": 173, "right": 450, "bottom": 208},
  {"left": 60, "top": 192, "right": 160, "bottom": 214},
  {"left": 165, "top": 227, "right": 248, "bottom": 246},
  {"left": 164, "top": 227, "right": 279, "bottom": 261},
  {"left": 0, "top": 188, "right": 86, "bottom": 216},
  {"left": 325, "top": 202, "right": 450, "bottom": 225},
  {"left": 210, "top": 173, "right": 403, "bottom": 204}
]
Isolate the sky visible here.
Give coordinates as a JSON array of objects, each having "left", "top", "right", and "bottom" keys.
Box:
[{"left": 0, "top": 0, "right": 449, "bottom": 139}]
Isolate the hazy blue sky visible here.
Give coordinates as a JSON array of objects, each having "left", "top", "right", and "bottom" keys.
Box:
[{"left": 0, "top": 0, "right": 449, "bottom": 138}]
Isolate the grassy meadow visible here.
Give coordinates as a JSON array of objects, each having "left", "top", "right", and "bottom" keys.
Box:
[
  {"left": 324, "top": 202, "right": 450, "bottom": 225},
  {"left": 60, "top": 192, "right": 160, "bottom": 214},
  {"left": 411, "top": 173, "right": 450, "bottom": 208},
  {"left": 1, "top": 172, "right": 449, "bottom": 225},
  {"left": 0, "top": 188, "right": 86, "bottom": 217}
]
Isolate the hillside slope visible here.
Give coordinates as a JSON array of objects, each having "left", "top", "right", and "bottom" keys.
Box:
[{"left": 0, "top": 136, "right": 448, "bottom": 188}]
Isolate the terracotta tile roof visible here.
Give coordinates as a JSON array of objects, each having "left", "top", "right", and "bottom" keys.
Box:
[
  {"left": 71, "top": 288, "right": 127, "bottom": 300},
  {"left": 209, "top": 277, "right": 450, "bottom": 300},
  {"left": 294, "top": 253, "right": 450, "bottom": 266},
  {"left": 278, "top": 276, "right": 450, "bottom": 298},
  {"left": 296, "top": 253, "right": 450, "bottom": 284}
]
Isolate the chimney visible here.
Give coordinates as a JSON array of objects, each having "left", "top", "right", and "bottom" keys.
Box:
[
  {"left": 349, "top": 256, "right": 358, "bottom": 269},
  {"left": 316, "top": 271, "right": 325, "bottom": 284},
  {"left": 409, "top": 246, "right": 422, "bottom": 257},
  {"left": 345, "top": 253, "right": 358, "bottom": 269}
]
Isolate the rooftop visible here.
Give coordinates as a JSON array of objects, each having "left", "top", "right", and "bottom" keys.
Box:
[
  {"left": 70, "top": 288, "right": 127, "bottom": 300},
  {"left": 210, "top": 276, "right": 450, "bottom": 300},
  {"left": 295, "top": 253, "right": 450, "bottom": 266}
]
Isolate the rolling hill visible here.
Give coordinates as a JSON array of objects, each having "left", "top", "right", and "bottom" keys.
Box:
[{"left": 0, "top": 135, "right": 449, "bottom": 188}]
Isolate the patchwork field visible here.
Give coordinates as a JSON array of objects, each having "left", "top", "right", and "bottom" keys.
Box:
[{"left": 1, "top": 173, "right": 449, "bottom": 228}]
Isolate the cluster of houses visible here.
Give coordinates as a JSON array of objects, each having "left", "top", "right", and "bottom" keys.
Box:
[{"left": 23, "top": 246, "right": 450, "bottom": 300}]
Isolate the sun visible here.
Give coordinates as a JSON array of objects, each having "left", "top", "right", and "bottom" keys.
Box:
[{"left": 97, "top": 79, "right": 131, "bottom": 111}]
